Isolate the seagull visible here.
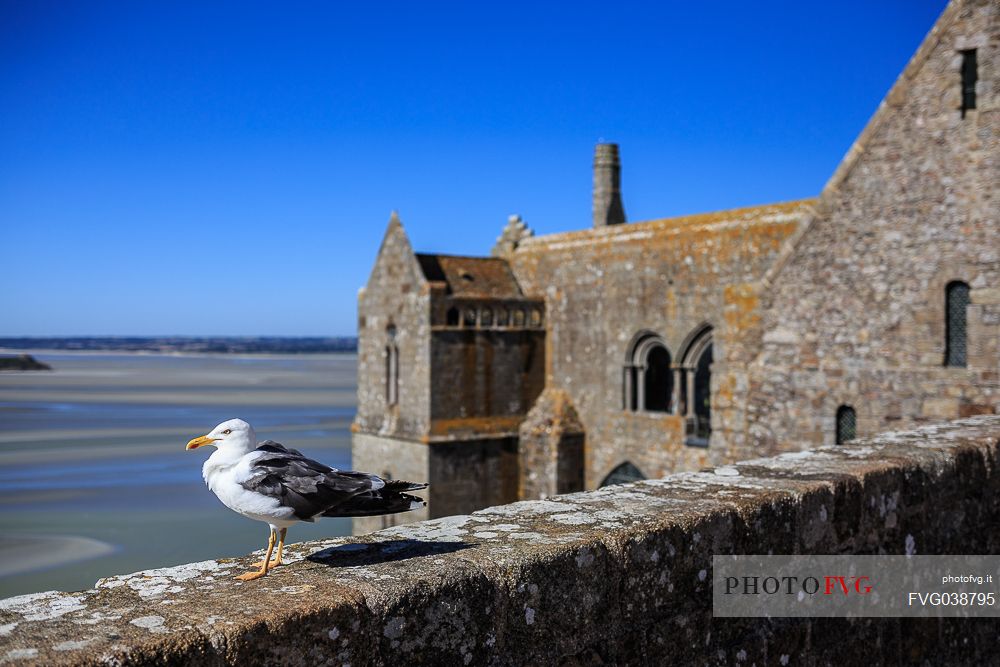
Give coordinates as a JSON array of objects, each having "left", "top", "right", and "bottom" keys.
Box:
[{"left": 185, "top": 418, "right": 427, "bottom": 581}]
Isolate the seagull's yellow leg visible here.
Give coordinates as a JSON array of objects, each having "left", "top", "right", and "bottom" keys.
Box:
[
  {"left": 237, "top": 528, "right": 276, "bottom": 581},
  {"left": 274, "top": 527, "right": 287, "bottom": 566},
  {"left": 250, "top": 527, "right": 287, "bottom": 569}
]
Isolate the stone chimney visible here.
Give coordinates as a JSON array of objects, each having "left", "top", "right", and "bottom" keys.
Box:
[{"left": 592, "top": 143, "right": 626, "bottom": 228}]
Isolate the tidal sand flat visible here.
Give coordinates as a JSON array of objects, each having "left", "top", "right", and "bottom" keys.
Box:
[{"left": 0, "top": 351, "right": 358, "bottom": 598}]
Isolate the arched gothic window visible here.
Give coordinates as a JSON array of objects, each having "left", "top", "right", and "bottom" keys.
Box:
[
  {"left": 623, "top": 333, "right": 673, "bottom": 413},
  {"left": 836, "top": 405, "right": 856, "bottom": 445},
  {"left": 945, "top": 281, "right": 970, "bottom": 367},
  {"left": 385, "top": 325, "right": 399, "bottom": 406},
  {"left": 679, "top": 325, "right": 713, "bottom": 446},
  {"left": 599, "top": 461, "right": 646, "bottom": 487}
]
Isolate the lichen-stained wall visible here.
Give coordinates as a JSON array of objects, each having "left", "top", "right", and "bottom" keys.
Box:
[
  {"left": 354, "top": 218, "right": 541, "bottom": 526},
  {"left": 350, "top": 0, "right": 997, "bottom": 518},
  {"left": 428, "top": 438, "right": 519, "bottom": 518},
  {"left": 510, "top": 201, "right": 810, "bottom": 487},
  {"left": 353, "top": 215, "right": 431, "bottom": 441},
  {"left": 518, "top": 387, "right": 585, "bottom": 499},
  {"left": 743, "top": 0, "right": 1000, "bottom": 458},
  {"left": 5, "top": 417, "right": 1000, "bottom": 666},
  {"left": 429, "top": 329, "right": 545, "bottom": 430},
  {"left": 419, "top": 253, "right": 547, "bottom": 437}
]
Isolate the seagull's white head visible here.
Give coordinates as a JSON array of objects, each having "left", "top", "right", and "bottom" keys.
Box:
[{"left": 185, "top": 418, "right": 257, "bottom": 455}]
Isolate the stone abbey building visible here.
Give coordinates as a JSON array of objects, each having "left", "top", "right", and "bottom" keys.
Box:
[{"left": 352, "top": 0, "right": 998, "bottom": 530}]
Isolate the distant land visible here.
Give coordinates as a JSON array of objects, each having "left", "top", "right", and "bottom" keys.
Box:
[
  {"left": 0, "top": 353, "right": 52, "bottom": 371},
  {"left": 0, "top": 336, "right": 358, "bottom": 354}
]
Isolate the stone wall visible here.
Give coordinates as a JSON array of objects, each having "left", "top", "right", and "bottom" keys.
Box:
[
  {"left": 352, "top": 434, "right": 519, "bottom": 532},
  {"left": 354, "top": 214, "right": 432, "bottom": 441},
  {"left": 427, "top": 437, "right": 519, "bottom": 518},
  {"left": 351, "top": 0, "right": 996, "bottom": 515},
  {"left": 429, "top": 329, "right": 545, "bottom": 430},
  {"left": 4, "top": 416, "right": 998, "bottom": 666},
  {"left": 739, "top": 0, "right": 1000, "bottom": 461},
  {"left": 518, "top": 387, "right": 585, "bottom": 499},
  {"left": 511, "top": 201, "right": 810, "bottom": 486}
]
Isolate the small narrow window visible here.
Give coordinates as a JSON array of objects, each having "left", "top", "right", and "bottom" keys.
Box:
[
  {"left": 497, "top": 307, "right": 509, "bottom": 327},
  {"left": 480, "top": 308, "right": 493, "bottom": 327},
  {"left": 385, "top": 326, "right": 398, "bottom": 406},
  {"left": 688, "top": 342, "right": 713, "bottom": 445},
  {"left": 463, "top": 308, "right": 477, "bottom": 327},
  {"left": 961, "top": 49, "right": 977, "bottom": 118},
  {"left": 513, "top": 309, "right": 525, "bottom": 327},
  {"left": 385, "top": 345, "right": 399, "bottom": 405},
  {"left": 385, "top": 345, "right": 392, "bottom": 402},
  {"left": 945, "top": 281, "right": 970, "bottom": 367},
  {"left": 836, "top": 405, "right": 856, "bottom": 445},
  {"left": 446, "top": 307, "right": 459, "bottom": 326},
  {"left": 391, "top": 346, "right": 399, "bottom": 404}
]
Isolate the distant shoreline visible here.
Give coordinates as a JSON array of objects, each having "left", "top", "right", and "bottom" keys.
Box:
[
  {"left": 0, "top": 348, "right": 358, "bottom": 361},
  {"left": 0, "top": 336, "right": 357, "bottom": 355}
]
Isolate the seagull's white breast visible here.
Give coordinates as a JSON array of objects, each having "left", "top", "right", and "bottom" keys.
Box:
[{"left": 202, "top": 450, "right": 298, "bottom": 528}]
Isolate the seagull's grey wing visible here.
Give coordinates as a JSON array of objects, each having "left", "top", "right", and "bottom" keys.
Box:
[
  {"left": 240, "top": 443, "right": 383, "bottom": 522},
  {"left": 257, "top": 440, "right": 305, "bottom": 458}
]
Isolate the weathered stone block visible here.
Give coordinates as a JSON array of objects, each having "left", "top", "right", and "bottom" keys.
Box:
[
  {"left": 923, "top": 397, "right": 961, "bottom": 418},
  {"left": 2, "top": 417, "right": 999, "bottom": 665},
  {"left": 518, "top": 388, "right": 586, "bottom": 500}
]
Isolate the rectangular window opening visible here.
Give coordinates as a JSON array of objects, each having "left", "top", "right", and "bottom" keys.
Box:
[{"left": 961, "top": 49, "right": 977, "bottom": 118}]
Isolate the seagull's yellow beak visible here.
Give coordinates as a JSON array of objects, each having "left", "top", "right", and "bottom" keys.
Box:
[{"left": 186, "top": 434, "right": 218, "bottom": 450}]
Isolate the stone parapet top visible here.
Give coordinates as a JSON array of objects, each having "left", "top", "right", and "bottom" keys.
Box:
[{"left": 2, "top": 415, "right": 999, "bottom": 665}]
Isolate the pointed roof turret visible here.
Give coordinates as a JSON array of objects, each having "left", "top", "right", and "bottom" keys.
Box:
[{"left": 491, "top": 214, "right": 534, "bottom": 258}]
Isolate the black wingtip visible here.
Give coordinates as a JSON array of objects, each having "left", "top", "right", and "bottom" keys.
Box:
[{"left": 385, "top": 479, "right": 429, "bottom": 492}]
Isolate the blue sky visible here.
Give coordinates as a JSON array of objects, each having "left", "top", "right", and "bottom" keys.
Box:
[{"left": 1, "top": 1, "right": 947, "bottom": 336}]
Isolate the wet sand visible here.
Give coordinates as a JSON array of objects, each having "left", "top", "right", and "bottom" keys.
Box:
[
  {"left": 0, "top": 351, "right": 358, "bottom": 597},
  {"left": 0, "top": 535, "right": 116, "bottom": 578}
]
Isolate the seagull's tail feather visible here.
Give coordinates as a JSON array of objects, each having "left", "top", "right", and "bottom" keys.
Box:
[
  {"left": 383, "top": 479, "right": 428, "bottom": 492},
  {"left": 322, "top": 479, "right": 428, "bottom": 518}
]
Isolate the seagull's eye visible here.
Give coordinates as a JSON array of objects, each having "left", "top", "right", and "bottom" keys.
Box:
[{"left": 222, "top": 429, "right": 232, "bottom": 435}]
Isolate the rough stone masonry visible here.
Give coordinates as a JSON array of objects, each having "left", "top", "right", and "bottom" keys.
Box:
[
  {"left": 351, "top": 0, "right": 998, "bottom": 526},
  {"left": 2, "top": 416, "right": 998, "bottom": 665}
]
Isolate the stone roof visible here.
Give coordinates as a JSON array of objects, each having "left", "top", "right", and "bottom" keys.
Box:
[
  {"left": 516, "top": 199, "right": 816, "bottom": 252},
  {"left": 416, "top": 253, "right": 525, "bottom": 298}
]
